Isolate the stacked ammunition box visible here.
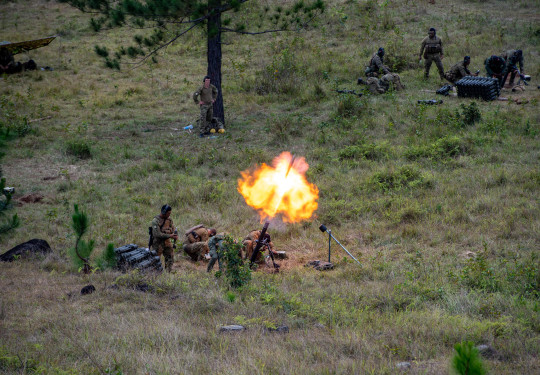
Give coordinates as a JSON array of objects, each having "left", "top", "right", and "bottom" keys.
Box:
[
  {"left": 456, "top": 76, "right": 500, "bottom": 101},
  {"left": 114, "top": 244, "right": 163, "bottom": 272}
]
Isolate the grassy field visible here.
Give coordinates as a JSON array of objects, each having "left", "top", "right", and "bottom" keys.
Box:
[{"left": 1, "top": 0, "right": 539, "bottom": 373}]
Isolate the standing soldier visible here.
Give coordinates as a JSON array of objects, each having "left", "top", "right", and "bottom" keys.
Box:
[
  {"left": 444, "top": 56, "right": 477, "bottom": 84},
  {"left": 193, "top": 76, "right": 220, "bottom": 138},
  {"left": 419, "top": 28, "right": 444, "bottom": 80},
  {"left": 182, "top": 225, "right": 216, "bottom": 261},
  {"left": 365, "top": 47, "right": 391, "bottom": 77},
  {"left": 150, "top": 204, "right": 178, "bottom": 272},
  {"left": 207, "top": 233, "right": 226, "bottom": 272}
]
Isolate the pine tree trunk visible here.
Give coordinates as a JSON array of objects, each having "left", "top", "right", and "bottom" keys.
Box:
[{"left": 207, "top": 1, "right": 224, "bottom": 126}]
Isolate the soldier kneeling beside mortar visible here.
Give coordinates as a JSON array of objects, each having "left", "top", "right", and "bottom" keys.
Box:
[
  {"left": 183, "top": 225, "right": 216, "bottom": 261},
  {"left": 242, "top": 230, "right": 278, "bottom": 267}
]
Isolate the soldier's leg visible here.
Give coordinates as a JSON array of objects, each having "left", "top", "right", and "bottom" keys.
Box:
[
  {"left": 424, "top": 56, "right": 433, "bottom": 78},
  {"left": 163, "top": 246, "right": 174, "bottom": 272},
  {"left": 434, "top": 56, "right": 444, "bottom": 79},
  {"left": 199, "top": 105, "right": 207, "bottom": 134},
  {"left": 207, "top": 249, "right": 218, "bottom": 272},
  {"left": 367, "top": 78, "right": 385, "bottom": 94},
  {"left": 243, "top": 240, "right": 254, "bottom": 260},
  {"left": 207, "top": 106, "right": 215, "bottom": 133}
]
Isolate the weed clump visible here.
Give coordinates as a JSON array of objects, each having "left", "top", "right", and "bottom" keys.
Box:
[
  {"left": 370, "top": 165, "right": 433, "bottom": 192},
  {"left": 338, "top": 141, "right": 391, "bottom": 161},
  {"left": 460, "top": 102, "right": 482, "bottom": 126},
  {"left": 66, "top": 139, "right": 92, "bottom": 159},
  {"left": 405, "top": 135, "right": 471, "bottom": 161}
]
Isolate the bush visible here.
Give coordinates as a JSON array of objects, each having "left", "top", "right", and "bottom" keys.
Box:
[
  {"left": 66, "top": 139, "right": 92, "bottom": 159},
  {"left": 370, "top": 165, "right": 433, "bottom": 192},
  {"left": 460, "top": 102, "right": 482, "bottom": 126},
  {"left": 405, "top": 136, "right": 470, "bottom": 161},
  {"left": 338, "top": 142, "right": 391, "bottom": 161},
  {"left": 220, "top": 236, "right": 251, "bottom": 289},
  {"left": 95, "top": 243, "right": 117, "bottom": 270}
]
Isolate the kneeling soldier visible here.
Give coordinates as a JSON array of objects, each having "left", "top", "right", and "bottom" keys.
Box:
[
  {"left": 444, "top": 56, "right": 476, "bottom": 84},
  {"left": 242, "top": 230, "right": 277, "bottom": 264},
  {"left": 183, "top": 225, "right": 216, "bottom": 261}
]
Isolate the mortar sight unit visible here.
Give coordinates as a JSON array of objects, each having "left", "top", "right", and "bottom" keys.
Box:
[{"left": 455, "top": 76, "right": 500, "bottom": 101}]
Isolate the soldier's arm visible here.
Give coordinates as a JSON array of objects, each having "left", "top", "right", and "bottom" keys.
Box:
[
  {"left": 208, "top": 237, "right": 217, "bottom": 253},
  {"left": 152, "top": 220, "right": 171, "bottom": 240},
  {"left": 419, "top": 38, "right": 426, "bottom": 57},
  {"left": 193, "top": 87, "right": 202, "bottom": 104}
]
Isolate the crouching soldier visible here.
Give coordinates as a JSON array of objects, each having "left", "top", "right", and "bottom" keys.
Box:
[
  {"left": 207, "top": 233, "right": 226, "bottom": 272},
  {"left": 183, "top": 225, "right": 216, "bottom": 261},
  {"left": 361, "top": 73, "right": 404, "bottom": 94},
  {"left": 444, "top": 56, "right": 477, "bottom": 84},
  {"left": 365, "top": 47, "right": 391, "bottom": 78},
  {"left": 242, "top": 230, "right": 277, "bottom": 265},
  {"left": 150, "top": 204, "right": 178, "bottom": 272}
]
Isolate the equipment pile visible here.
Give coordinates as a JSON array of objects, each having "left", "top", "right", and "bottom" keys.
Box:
[
  {"left": 115, "top": 244, "right": 163, "bottom": 272},
  {"left": 456, "top": 76, "right": 500, "bottom": 101}
]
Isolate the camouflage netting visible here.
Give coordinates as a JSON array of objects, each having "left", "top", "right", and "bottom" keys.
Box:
[
  {"left": 115, "top": 244, "right": 162, "bottom": 272},
  {"left": 456, "top": 76, "right": 501, "bottom": 101}
]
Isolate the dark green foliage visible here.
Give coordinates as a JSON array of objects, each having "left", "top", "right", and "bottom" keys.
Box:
[
  {"left": 220, "top": 235, "right": 251, "bottom": 288},
  {"left": 66, "top": 139, "right": 92, "bottom": 159},
  {"left": 460, "top": 102, "right": 482, "bottom": 126},
  {"left": 94, "top": 45, "right": 109, "bottom": 57},
  {"left": 338, "top": 142, "right": 391, "bottom": 161},
  {"left": 370, "top": 165, "right": 433, "bottom": 193},
  {"left": 405, "top": 136, "right": 470, "bottom": 161},
  {"left": 459, "top": 249, "right": 499, "bottom": 292},
  {"left": 96, "top": 243, "right": 117, "bottom": 270},
  {"left": 451, "top": 341, "right": 486, "bottom": 375}
]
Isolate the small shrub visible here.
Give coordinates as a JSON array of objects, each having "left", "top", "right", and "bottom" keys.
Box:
[
  {"left": 459, "top": 250, "right": 499, "bottom": 292},
  {"left": 221, "top": 236, "right": 251, "bottom": 289},
  {"left": 335, "top": 94, "right": 363, "bottom": 118},
  {"left": 405, "top": 136, "right": 470, "bottom": 161},
  {"left": 370, "top": 165, "right": 433, "bottom": 192},
  {"left": 338, "top": 142, "right": 391, "bottom": 161},
  {"left": 451, "top": 341, "right": 486, "bottom": 375},
  {"left": 70, "top": 204, "right": 94, "bottom": 273},
  {"left": 95, "top": 243, "right": 117, "bottom": 270},
  {"left": 460, "top": 102, "right": 482, "bottom": 126},
  {"left": 66, "top": 139, "right": 92, "bottom": 159}
]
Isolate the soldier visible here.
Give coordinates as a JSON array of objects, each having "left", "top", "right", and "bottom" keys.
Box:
[
  {"left": 150, "top": 204, "right": 178, "bottom": 272},
  {"left": 242, "top": 230, "right": 277, "bottom": 264},
  {"left": 419, "top": 28, "right": 444, "bottom": 79},
  {"left": 360, "top": 73, "right": 404, "bottom": 94},
  {"left": 444, "top": 56, "right": 477, "bottom": 84},
  {"left": 365, "top": 47, "right": 390, "bottom": 77},
  {"left": 501, "top": 49, "right": 524, "bottom": 86},
  {"left": 207, "top": 232, "right": 226, "bottom": 272},
  {"left": 484, "top": 55, "right": 507, "bottom": 88},
  {"left": 182, "top": 225, "right": 216, "bottom": 261},
  {"left": 193, "top": 76, "right": 220, "bottom": 138}
]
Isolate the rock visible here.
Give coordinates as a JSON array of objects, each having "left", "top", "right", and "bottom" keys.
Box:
[
  {"left": 396, "top": 362, "right": 411, "bottom": 370},
  {"left": 18, "top": 193, "right": 44, "bottom": 204},
  {"left": 219, "top": 325, "right": 245, "bottom": 333},
  {"left": 476, "top": 344, "right": 500, "bottom": 359},
  {"left": 0, "top": 239, "right": 52, "bottom": 262},
  {"left": 267, "top": 325, "right": 289, "bottom": 333},
  {"left": 274, "top": 251, "right": 288, "bottom": 259},
  {"left": 81, "top": 285, "right": 96, "bottom": 295},
  {"left": 305, "top": 260, "right": 334, "bottom": 271}
]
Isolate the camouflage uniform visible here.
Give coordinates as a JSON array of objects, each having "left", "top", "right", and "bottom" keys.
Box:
[
  {"left": 484, "top": 55, "right": 507, "bottom": 87},
  {"left": 365, "top": 52, "right": 390, "bottom": 78},
  {"left": 501, "top": 50, "right": 524, "bottom": 73},
  {"left": 366, "top": 73, "right": 403, "bottom": 94},
  {"left": 151, "top": 215, "right": 176, "bottom": 272},
  {"left": 420, "top": 35, "right": 444, "bottom": 79},
  {"left": 444, "top": 61, "right": 471, "bottom": 84},
  {"left": 193, "top": 84, "right": 218, "bottom": 134},
  {"left": 207, "top": 234, "right": 225, "bottom": 272},
  {"left": 182, "top": 224, "right": 210, "bottom": 261},
  {"left": 242, "top": 230, "right": 276, "bottom": 263}
]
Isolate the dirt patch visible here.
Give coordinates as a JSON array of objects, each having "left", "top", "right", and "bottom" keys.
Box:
[{"left": 17, "top": 193, "right": 45, "bottom": 204}]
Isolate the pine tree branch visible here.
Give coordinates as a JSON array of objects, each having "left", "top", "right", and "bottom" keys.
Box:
[
  {"left": 220, "top": 27, "right": 289, "bottom": 35},
  {"left": 125, "top": 21, "right": 202, "bottom": 69}
]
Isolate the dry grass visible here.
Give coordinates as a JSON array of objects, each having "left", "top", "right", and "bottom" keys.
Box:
[{"left": 1, "top": 0, "right": 539, "bottom": 373}]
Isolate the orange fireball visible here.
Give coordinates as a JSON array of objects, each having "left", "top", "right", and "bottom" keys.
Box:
[{"left": 238, "top": 152, "right": 319, "bottom": 223}]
